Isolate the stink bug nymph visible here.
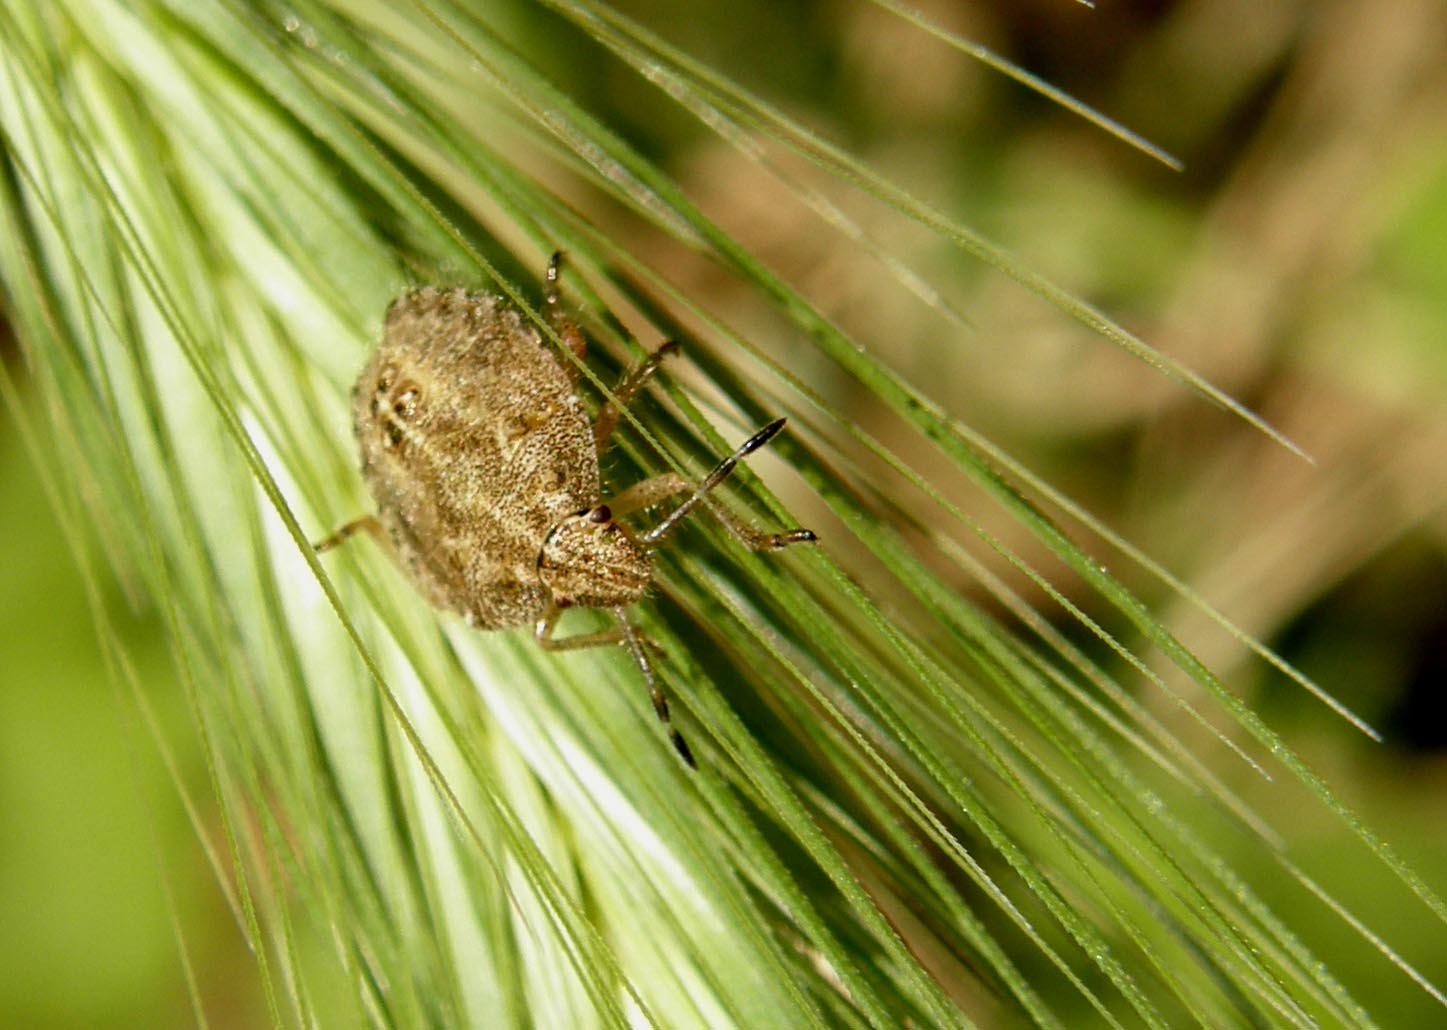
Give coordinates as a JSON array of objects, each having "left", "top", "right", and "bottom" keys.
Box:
[{"left": 317, "top": 254, "right": 816, "bottom": 766}]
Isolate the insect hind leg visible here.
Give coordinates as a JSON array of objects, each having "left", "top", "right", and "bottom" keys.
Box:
[{"left": 315, "top": 515, "right": 388, "bottom": 553}]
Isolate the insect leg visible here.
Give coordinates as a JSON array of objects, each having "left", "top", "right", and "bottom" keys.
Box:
[
  {"left": 314, "top": 515, "right": 388, "bottom": 553},
  {"left": 543, "top": 251, "right": 678, "bottom": 450},
  {"left": 605, "top": 472, "right": 690, "bottom": 519},
  {"left": 615, "top": 608, "right": 695, "bottom": 768},
  {"left": 534, "top": 601, "right": 628, "bottom": 651},
  {"left": 545, "top": 251, "right": 588, "bottom": 367},
  {"left": 638, "top": 418, "right": 817, "bottom": 550},
  {"left": 593, "top": 339, "right": 680, "bottom": 455},
  {"left": 534, "top": 605, "right": 692, "bottom": 766}
]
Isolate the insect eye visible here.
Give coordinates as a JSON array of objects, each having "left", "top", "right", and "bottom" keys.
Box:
[{"left": 588, "top": 505, "right": 612, "bottom": 523}]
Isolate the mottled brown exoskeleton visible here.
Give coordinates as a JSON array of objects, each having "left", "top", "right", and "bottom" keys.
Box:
[{"left": 318, "top": 254, "right": 816, "bottom": 766}]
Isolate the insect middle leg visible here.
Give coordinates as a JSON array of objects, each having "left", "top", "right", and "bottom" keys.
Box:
[
  {"left": 545, "top": 251, "right": 678, "bottom": 453},
  {"left": 592, "top": 339, "right": 680, "bottom": 455},
  {"left": 545, "top": 251, "right": 588, "bottom": 367}
]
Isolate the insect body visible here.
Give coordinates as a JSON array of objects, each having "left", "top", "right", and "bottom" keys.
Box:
[{"left": 319, "top": 255, "right": 815, "bottom": 765}]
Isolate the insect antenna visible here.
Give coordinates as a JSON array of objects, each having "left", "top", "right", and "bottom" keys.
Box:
[
  {"left": 615, "top": 609, "right": 695, "bottom": 768},
  {"left": 641, "top": 418, "right": 817, "bottom": 548}
]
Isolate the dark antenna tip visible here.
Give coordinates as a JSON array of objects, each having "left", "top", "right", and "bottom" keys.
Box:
[
  {"left": 671, "top": 730, "right": 697, "bottom": 769},
  {"left": 736, "top": 417, "right": 787, "bottom": 460}
]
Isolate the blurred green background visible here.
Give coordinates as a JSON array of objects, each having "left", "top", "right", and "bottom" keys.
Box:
[{"left": 2, "top": 0, "right": 1445, "bottom": 1024}]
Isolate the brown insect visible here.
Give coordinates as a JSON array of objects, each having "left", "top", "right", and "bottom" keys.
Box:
[{"left": 317, "top": 254, "right": 815, "bottom": 766}]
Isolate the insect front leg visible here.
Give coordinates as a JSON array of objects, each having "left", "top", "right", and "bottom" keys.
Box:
[
  {"left": 605, "top": 472, "right": 691, "bottom": 519},
  {"left": 534, "top": 601, "right": 628, "bottom": 651},
  {"left": 534, "top": 603, "right": 694, "bottom": 768},
  {"left": 615, "top": 609, "right": 695, "bottom": 768}
]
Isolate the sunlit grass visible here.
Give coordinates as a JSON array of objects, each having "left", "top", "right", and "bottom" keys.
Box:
[{"left": 1, "top": 1, "right": 1444, "bottom": 1026}]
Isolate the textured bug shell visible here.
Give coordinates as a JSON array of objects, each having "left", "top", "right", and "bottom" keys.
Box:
[{"left": 353, "top": 286, "right": 603, "bottom": 629}]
